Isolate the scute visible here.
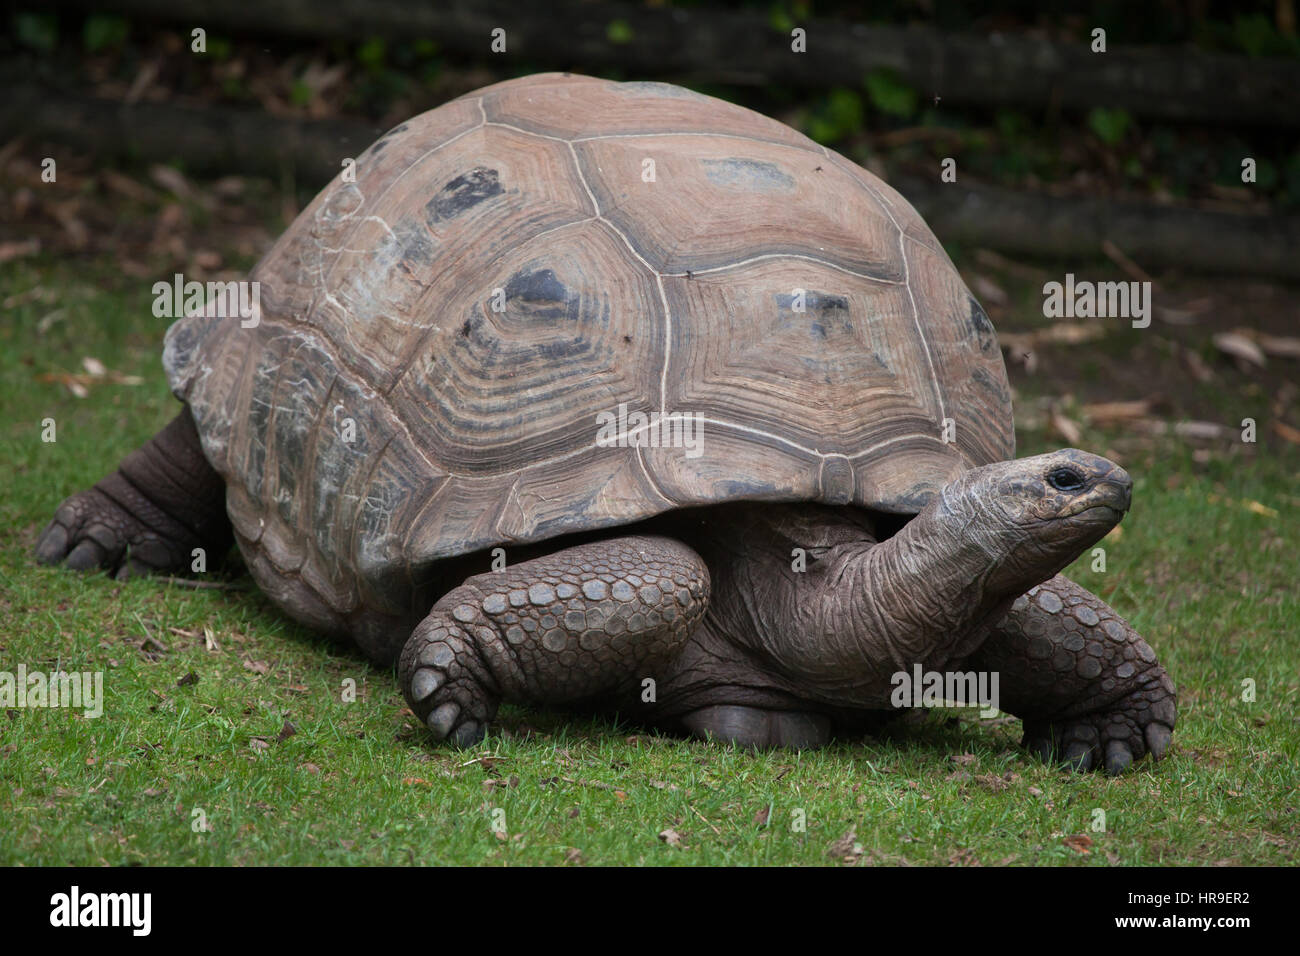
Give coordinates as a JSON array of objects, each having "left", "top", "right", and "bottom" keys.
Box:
[{"left": 163, "top": 72, "right": 1013, "bottom": 631}]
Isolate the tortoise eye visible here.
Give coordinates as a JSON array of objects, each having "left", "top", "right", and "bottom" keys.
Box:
[{"left": 1047, "top": 467, "right": 1087, "bottom": 492}]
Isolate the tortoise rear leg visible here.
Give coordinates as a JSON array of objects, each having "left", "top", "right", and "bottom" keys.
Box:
[
  {"left": 35, "top": 407, "right": 231, "bottom": 579},
  {"left": 962, "top": 574, "right": 1177, "bottom": 774},
  {"left": 399, "top": 535, "right": 710, "bottom": 746}
]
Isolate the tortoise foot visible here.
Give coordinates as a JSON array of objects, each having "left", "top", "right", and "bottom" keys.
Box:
[
  {"left": 958, "top": 574, "right": 1177, "bottom": 774},
  {"left": 1023, "top": 672, "right": 1176, "bottom": 775},
  {"left": 37, "top": 481, "right": 201, "bottom": 579},
  {"left": 35, "top": 409, "right": 230, "bottom": 580},
  {"left": 401, "top": 620, "right": 499, "bottom": 748}
]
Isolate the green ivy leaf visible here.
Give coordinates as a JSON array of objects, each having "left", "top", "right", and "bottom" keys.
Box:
[
  {"left": 1087, "top": 107, "right": 1132, "bottom": 146},
  {"left": 606, "top": 20, "right": 634, "bottom": 45},
  {"left": 357, "top": 37, "right": 386, "bottom": 69},
  {"left": 864, "top": 69, "right": 917, "bottom": 119},
  {"left": 16, "top": 13, "right": 58, "bottom": 53},
  {"left": 83, "top": 15, "right": 128, "bottom": 52}
]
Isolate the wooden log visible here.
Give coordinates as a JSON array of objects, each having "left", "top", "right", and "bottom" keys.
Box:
[
  {"left": 895, "top": 175, "right": 1300, "bottom": 281},
  {"left": 11, "top": 87, "right": 1300, "bottom": 279},
  {"left": 47, "top": 0, "right": 1300, "bottom": 127}
]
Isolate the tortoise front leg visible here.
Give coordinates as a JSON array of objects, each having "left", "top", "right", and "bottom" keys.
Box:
[
  {"left": 398, "top": 535, "right": 710, "bottom": 746},
  {"left": 961, "top": 574, "right": 1177, "bottom": 774}
]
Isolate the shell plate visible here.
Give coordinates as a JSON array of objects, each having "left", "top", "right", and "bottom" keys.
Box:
[{"left": 163, "top": 73, "right": 1014, "bottom": 623}]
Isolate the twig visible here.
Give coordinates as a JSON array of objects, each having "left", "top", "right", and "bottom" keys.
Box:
[
  {"left": 158, "top": 576, "right": 249, "bottom": 591},
  {"left": 1101, "top": 239, "right": 1158, "bottom": 287},
  {"left": 690, "top": 804, "right": 722, "bottom": 836},
  {"left": 133, "top": 612, "right": 168, "bottom": 653}
]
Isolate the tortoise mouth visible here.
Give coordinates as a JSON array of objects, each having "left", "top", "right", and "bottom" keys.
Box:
[
  {"left": 1060, "top": 499, "right": 1126, "bottom": 522},
  {"left": 1059, "top": 478, "right": 1132, "bottom": 518}
]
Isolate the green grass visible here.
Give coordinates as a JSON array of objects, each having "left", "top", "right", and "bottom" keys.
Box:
[{"left": 1, "top": 256, "right": 1295, "bottom": 866}]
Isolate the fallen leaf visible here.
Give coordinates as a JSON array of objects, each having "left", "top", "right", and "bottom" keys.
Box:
[
  {"left": 1050, "top": 409, "right": 1082, "bottom": 445},
  {"left": 828, "top": 827, "right": 863, "bottom": 863},
  {"left": 1081, "top": 400, "right": 1151, "bottom": 424},
  {"left": 974, "top": 773, "right": 1011, "bottom": 792},
  {"left": 0, "top": 238, "right": 41, "bottom": 263},
  {"left": 149, "top": 164, "right": 191, "bottom": 198},
  {"left": 1062, "top": 834, "right": 1093, "bottom": 854},
  {"left": 971, "top": 274, "right": 1008, "bottom": 307},
  {"left": 564, "top": 847, "right": 585, "bottom": 865},
  {"left": 242, "top": 659, "right": 270, "bottom": 675},
  {"left": 1181, "top": 347, "right": 1215, "bottom": 383},
  {"left": 276, "top": 721, "right": 297, "bottom": 742},
  {"left": 1212, "top": 331, "right": 1266, "bottom": 368},
  {"left": 1273, "top": 421, "right": 1300, "bottom": 445},
  {"left": 176, "top": 671, "right": 199, "bottom": 687},
  {"left": 1256, "top": 334, "right": 1300, "bottom": 360},
  {"left": 658, "top": 828, "right": 684, "bottom": 847}
]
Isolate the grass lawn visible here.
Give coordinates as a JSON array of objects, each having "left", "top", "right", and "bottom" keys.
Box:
[{"left": 1, "top": 254, "right": 1295, "bottom": 866}]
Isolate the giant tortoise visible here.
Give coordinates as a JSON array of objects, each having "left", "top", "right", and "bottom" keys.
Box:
[{"left": 36, "top": 73, "right": 1176, "bottom": 773}]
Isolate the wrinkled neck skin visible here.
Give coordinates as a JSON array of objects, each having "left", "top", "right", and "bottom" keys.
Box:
[
  {"left": 838, "top": 497, "right": 1029, "bottom": 676},
  {"left": 686, "top": 487, "right": 1108, "bottom": 709}
]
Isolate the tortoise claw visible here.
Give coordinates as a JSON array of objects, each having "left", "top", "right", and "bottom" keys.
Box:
[
  {"left": 426, "top": 702, "right": 460, "bottom": 739},
  {"left": 1104, "top": 739, "right": 1133, "bottom": 776}
]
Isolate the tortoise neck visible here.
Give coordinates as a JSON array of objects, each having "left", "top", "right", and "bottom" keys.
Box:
[{"left": 843, "top": 509, "right": 1018, "bottom": 670}]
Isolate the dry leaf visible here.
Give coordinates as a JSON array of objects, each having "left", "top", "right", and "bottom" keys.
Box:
[
  {"left": 1082, "top": 400, "right": 1151, "bottom": 424},
  {"left": 1212, "top": 332, "right": 1266, "bottom": 368},
  {"left": 1050, "top": 409, "right": 1082, "bottom": 445},
  {"left": 242, "top": 659, "right": 270, "bottom": 675},
  {"left": 658, "top": 828, "right": 683, "bottom": 847},
  {"left": 1181, "top": 348, "right": 1215, "bottom": 383},
  {"left": 1256, "top": 334, "right": 1300, "bottom": 360},
  {"left": 1271, "top": 420, "right": 1300, "bottom": 445},
  {"left": 0, "top": 238, "right": 41, "bottom": 263},
  {"left": 149, "top": 164, "right": 191, "bottom": 198},
  {"left": 828, "top": 827, "right": 863, "bottom": 863},
  {"left": 1062, "top": 834, "right": 1093, "bottom": 854},
  {"left": 971, "top": 274, "right": 1008, "bottom": 307}
]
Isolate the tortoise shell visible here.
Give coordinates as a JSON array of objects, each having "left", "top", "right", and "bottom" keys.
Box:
[{"left": 162, "top": 72, "right": 1013, "bottom": 633}]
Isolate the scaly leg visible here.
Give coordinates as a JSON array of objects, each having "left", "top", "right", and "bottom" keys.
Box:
[
  {"left": 962, "top": 574, "right": 1176, "bottom": 774},
  {"left": 35, "top": 407, "right": 231, "bottom": 578},
  {"left": 399, "top": 535, "right": 709, "bottom": 746}
]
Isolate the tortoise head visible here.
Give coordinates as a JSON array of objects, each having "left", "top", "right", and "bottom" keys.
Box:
[{"left": 933, "top": 449, "right": 1132, "bottom": 594}]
